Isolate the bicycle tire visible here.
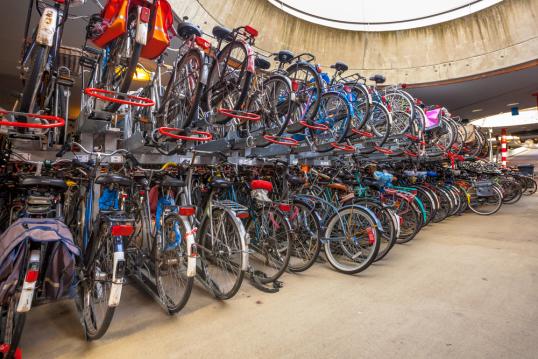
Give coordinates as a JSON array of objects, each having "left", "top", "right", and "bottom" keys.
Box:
[
  {"left": 198, "top": 208, "right": 245, "bottom": 300},
  {"left": 157, "top": 48, "right": 204, "bottom": 129},
  {"left": 323, "top": 205, "right": 380, "bottom": 274},
  {"left": 19, "top": 44, "right": 48, "bottom": 120},
  {"left": 80, "top": 223, "right": 117, "bottom": 340},
  {"left": 247, "top": 207, "right": 292, "bottom": 283},
  {"left": 287, "top": 200, "right": 322, "bottom": 272},
  {"left": 157, "top": 213, "right": 194, "bottom": 314}
]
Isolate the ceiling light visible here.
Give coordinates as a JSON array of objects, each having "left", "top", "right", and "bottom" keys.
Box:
[
  {"left": 506, "top": 102, "right": 519, "bottom": 106},
  {"left": 472, "top": 109, "right": 483, "bottom": 113}
]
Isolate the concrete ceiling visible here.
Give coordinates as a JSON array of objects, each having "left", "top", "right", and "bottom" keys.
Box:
[{"left": 1, "top": 1, "right": 537, "bottom": 126}]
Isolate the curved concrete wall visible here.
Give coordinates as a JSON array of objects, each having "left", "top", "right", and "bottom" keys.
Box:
[{"left": 171, "top": 0, "right": 538, "bottom": 85}]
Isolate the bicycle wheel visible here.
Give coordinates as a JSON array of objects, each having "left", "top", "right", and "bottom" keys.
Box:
[
  {"left": 80, "top": 223, "right": 117, "bottom": 340},
  {"left": 285, "top": 63, "right": 322, "bottom": 132},
  {"left": 247, "top": 207, "right": 292, "bottom": 283},
  {"left": 156, "top": 213, "right": 194, "bottom": 314},
  {"left": 466, "top": 185, "right": 503, "bottom": 215},
  {"left": 287, "top": 200, "right": 321, "bottom": 272},
  {"left": 18, "top": 44, "right": 48, "bottom": 122},
  {"left": 246, "top": 75, "right": 292, "bottom": 136},
  {"left": 205, "top": 41, "right": 253, "bottom": 118},
  {"left": 312, "top": 92, "right": 351, "bottom": 152},
  {"left": 355, "top": 102, "right": 391, "bottom": 154},
  {"left": 350, "top": 199, "right": 397, "bottom": 261},
  {"left": 523, "top": 177, "right": 537, "bottom": 195},
  {"left": 395, "top": 199, "right": 421, "bottom": 244},
  {"left": 101, "top": 10, "right": 142, "bottom": 113},
  {"left": 198, "top": 208, "right": 245, "bottom": 299},
  {"left": 431, "top": 188, "right": 451, "bottom": 223},
  {"left": 323, "top": 206, "right": 380, "bottom": 274},
  {"left": 157, "top": 49, "right": 204, "bottom": 129},
  {"left": 0, "top": 293, "right": 25, "bottom": 359}
]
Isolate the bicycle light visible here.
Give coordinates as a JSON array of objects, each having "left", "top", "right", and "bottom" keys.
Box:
[
  {"left": 195, "top": 36, "right": 211, "bottom": 51},
  {"left": 179, "top": 206, "right": 196, "bottom": 216},
  {"left": 245, "top": 25, "right": 258, "bottom": 37},
  {"left": 111, "top": 224, "right": 134, "bottom": 236}
]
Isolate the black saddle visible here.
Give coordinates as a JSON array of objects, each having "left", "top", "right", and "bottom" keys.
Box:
[
  {"left": 20, "top": 176, "right": 67, "bottom": 192},
  {"left": 288, "top": 175, "right": 306, "bottom": 185},
  {"left": 276, "top": 50, "right": 294, "bottom": 63},
  {"left": 177, "top": 22, "right": 201, "bottom": 39},
  {"left": 212, "top": 25, "right": 232, "bottom": 41},
  {"left": 369, "top": 74, "right": 386, "bottom": 84},
  {"left": 96, "top": 174, "right": 132, "bottom": 187},
  {"left": 255, "top": 56, "right": 271, "bottom": 70},
  {"left": 162, "top": 176, "right": 185, "bottom": 188},
  {"left": 209, "top": 178, "right": 233, "bottom": 189},
  {"left": 331, "top": 61, "right": 348, "bottom": 72}
]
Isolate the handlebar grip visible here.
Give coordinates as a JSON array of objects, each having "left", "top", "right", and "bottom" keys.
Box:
[{"left": 55, "top": 143, "right": 70, "bottom": 157}]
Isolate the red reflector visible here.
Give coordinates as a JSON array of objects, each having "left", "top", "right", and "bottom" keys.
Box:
[
  {"left": 279, "top": 204, "right": 291, "bottom": 212},
  {"left": 245, "top": 25, "right": 258, "bottom": 37},
  {"left": 401, "top": 83, "right": 408, "bottom": 89},
  {"left": 291, "top": 80, "right": 299, "bottom": 92},
  {"left": 367, "top": 227, "right": 375, "bottom": 246},
  {"left": 236, "top": 212, "right": 249, "bottom": 219},
  {"left": 139, "top": 190, "right": 145, "bottom": 195},
  {"left": 25, "top": 270, "right": 39, "bottom": 283},
  {"left": 399, "top": 217, "right": 404, "bottom": 225},
  {"left": 381, "top": 96, "right": 387, "bottom": 104},
  {"left": 179, "top": 207, "right": 196, "bottom": 216},
  {"left": 343, "top": 85, "right": 351, "bottom": 93},
  {"left": 111, "top": 225, "right": 134, "bottom": 237},
  {"left": 139, "top": 7, "right": 150, "bottom": 23},
  {"left": 316, "top": 65, "right": 322, "bottom": 73},
  {"left": 195, "top": 36, "right": 211, "bottom": 51}
]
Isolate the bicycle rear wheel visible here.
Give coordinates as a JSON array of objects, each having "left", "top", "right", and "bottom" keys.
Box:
[
  {"left": 323, "top": 206, "right": 380, "bottom": 274},
  {"left": 80, "top": 224, "right": 117, "bottom": 340},
  {"left": 198, "top": 208, "right": 245, "bottom": 299},
  {"left": 157, "top": 213, "right": 194, "bottom": 314},
  {"left": 467, "top": 185, "right": 503, "bottom": 215},
  {"left": 0, "top": 294, "right": 26, "bottom": 359},
  {"left": 247, "top": 207, "right": 292, "bottom": 283}
]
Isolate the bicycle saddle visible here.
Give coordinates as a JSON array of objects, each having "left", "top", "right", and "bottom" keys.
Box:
[
  {"left": 362, "top": 178, "right": 382, "bottom": 190},
  {"left": 251, "top": 179, "right": 273, "bottom": 192},
  {"left": 255, "top": 56, "right": 271, "bottom": 70},
  {"left": 177, "top": 22, "right": 201, "bottom": 39},
  {"left": 209, "top": 178, "right": 233, "bottom": 189},
  {"left": 162, "top": 176, "right": 185, "bottom": 188},
  {"left": 212, "top": 25, "right": 232, "bottom": 41},
  {"left": 277, "top": 50, "right": 294, "bottom": 63},
  {"left": 96, "top": 174, "right": 132, "bottom": 187},
  {"left": 20, "top": 176, "right": 67, "bottom": 192},
  {"left": 133, "top": 175, "right": 149, "bottom": 187},
  {"left": 327, "top": 183, "right": 348, "bottom": 192},
  {"left": 331, "top": 61, "right": 348, "bottom": 72},
  {"left": 288, "top": 175, "right": 306, "bottom": 185},
  {"left": 369, "top": 74, "right": 386, "bottom": 84}
]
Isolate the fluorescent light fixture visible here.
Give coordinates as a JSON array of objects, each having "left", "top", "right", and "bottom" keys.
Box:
[
  {"left": 506, "top": 102, "right": 519, "bottom": 106},
  {"left": 472, "top": 108, "right": 483, "bottom": 113}
]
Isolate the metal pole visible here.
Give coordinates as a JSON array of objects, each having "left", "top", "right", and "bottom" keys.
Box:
[
  {"left": 488, "top": 128, "right": 493, "bottom": 162},
  {"left": 501, "top": 128, "right": 507, "bottom": 167}
]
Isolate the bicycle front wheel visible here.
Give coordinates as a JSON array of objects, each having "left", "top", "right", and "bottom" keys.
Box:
[
  {"left": 198, "top": 208, "right": 246, "bottom": 299},
  {"left": 323, "top": 206, "right": 380, "bottom": 274},
  {"left": 287, "top": 200, "right": 322, "bottom": 272}
]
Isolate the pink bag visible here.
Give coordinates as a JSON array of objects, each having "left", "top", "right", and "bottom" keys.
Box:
[{"left": 425, "top": 108, "right": 441, "bottom": 129}]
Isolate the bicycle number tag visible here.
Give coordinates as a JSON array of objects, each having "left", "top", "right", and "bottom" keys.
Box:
[
  {"left": 135, "top": 6, "right": 150, "bottom": 45},
  {"left": 36, "top": 7, "right": 58, "bottom": 47}
]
